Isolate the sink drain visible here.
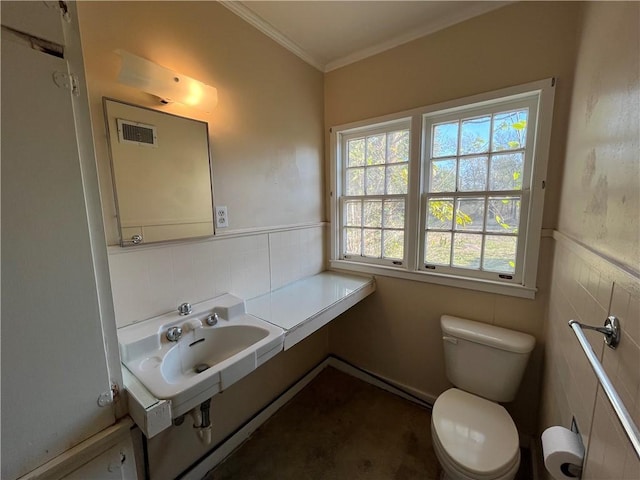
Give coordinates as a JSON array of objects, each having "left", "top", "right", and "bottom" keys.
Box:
[{"left": 194, "top": 363, "right": 210, "bottom": 374}]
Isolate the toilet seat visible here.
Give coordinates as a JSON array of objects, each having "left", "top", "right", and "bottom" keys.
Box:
[{"left": 431, "top": 388, "right": 520, "bottom": 479}]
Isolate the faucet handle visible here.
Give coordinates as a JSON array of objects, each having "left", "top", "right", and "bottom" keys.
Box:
[
  {"left": 166, "top": 326, "right": 183, "bottom": 342},
  {"left": 178, "top": 302, "right": 192, "bottom": 316},
  {"left": 205, "top": 312, "right": 219, "bottom": 326}
]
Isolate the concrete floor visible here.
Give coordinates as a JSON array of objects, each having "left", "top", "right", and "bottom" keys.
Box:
[
  {"left": 207, "top": 367, "right": 439, "bottom": 480},
  {"left": 206, "top": 366, "right": 533, "bottom": 480}
]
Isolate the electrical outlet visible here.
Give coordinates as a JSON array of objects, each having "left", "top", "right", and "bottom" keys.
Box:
[{"left": 215, "top": 206, "right": 228, "bottom": 228}]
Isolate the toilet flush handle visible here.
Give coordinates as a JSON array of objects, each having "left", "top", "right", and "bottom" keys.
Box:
[{"left": 442, "top": 336, "right": 458, "bottom": 345}]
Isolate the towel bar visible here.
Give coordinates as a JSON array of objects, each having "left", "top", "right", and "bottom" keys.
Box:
[{"left": 569, "top": 317, "right": 640, "bottom": 458}]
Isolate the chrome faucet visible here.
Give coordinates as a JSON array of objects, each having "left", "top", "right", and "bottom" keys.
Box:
[
  {"left": 166, "top": 326, "right": 183, "bottom": 342},
  {"left": 178, "top": 302, "right": 192, "bottom": 316}
]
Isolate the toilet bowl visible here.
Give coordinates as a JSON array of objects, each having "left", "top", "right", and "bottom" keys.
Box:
[
  {"left": 430, "top": 316, "right": 535, "bottom": 480},
  {"left": 431, "top": 388, "right": 520, "bottom": 480}
]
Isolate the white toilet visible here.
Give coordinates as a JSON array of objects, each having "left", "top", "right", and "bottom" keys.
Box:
[{"left": 431, "top": 315, "right": 535, "bottom": 480}]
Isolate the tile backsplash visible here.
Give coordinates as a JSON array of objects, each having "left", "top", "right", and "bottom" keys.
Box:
[
  {"left": 108, "top": 225, "right": 326, "bottom": 328},
  {"left": 540, "top": 232, "right": 639, "bottom": 479}
]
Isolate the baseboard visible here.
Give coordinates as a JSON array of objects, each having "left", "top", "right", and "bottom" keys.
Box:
[
  {"left": 181, "top": 355, "right": 434, "bottom": 479},
  {"left": 327, "top": 356, "right": 434, "bottom": 408},
  {"left": 529, "top": 435, "right": 543, "bottom": 480},
  {"left": 181, "top": 359, "right": 331, "bottom": 480}
]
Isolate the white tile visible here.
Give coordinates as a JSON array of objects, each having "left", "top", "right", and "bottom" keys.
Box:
[
  {"left": 108, "top": 247, "right": 175, "bottom": 327},
  {"left": 171, "top": 242, "right": 216, "bottom": 305}
]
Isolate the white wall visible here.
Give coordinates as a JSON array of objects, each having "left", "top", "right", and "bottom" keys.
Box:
[{"left": 109, "top": 226, "right": 325, "bottom": 328}]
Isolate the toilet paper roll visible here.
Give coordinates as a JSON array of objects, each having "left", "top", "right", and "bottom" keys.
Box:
[{"left": 541, "top": 426, "right": 585, "bottom": 480}]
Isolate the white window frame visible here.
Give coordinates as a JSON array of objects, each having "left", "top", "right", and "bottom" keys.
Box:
[
  {"left": 338, "top": 119, "right": 412, "bottom": 268},
  {"left": 330, "top": 79, "right": 556, "bottom": 299}
]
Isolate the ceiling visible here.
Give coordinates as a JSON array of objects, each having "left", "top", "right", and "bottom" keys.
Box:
[{"left": 221, "top": 1, "right": 509, "bottom": 72}]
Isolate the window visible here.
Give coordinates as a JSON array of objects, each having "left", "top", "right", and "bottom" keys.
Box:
[
  {"left": 341, "top": 121, "right": 410, "bottom": 266},
  {"left": 331, "top": 79, "right": 555, "bottom": 298}
]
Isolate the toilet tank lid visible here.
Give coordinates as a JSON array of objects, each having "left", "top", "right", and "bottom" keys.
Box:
[{"left": 441, "top": 315, "right": 535, "bottom": 353}]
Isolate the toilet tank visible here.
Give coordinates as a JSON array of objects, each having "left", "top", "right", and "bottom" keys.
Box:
[{"left": 441, "top": 315, "right": 535, "bottom": 402}]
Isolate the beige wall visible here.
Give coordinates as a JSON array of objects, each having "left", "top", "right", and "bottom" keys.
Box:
[
  {"left": 556, "top": 2, "right": 640, "bottom": 270},
  {"left": 77, "top": 3, "right": 328, "bottom": 478},
  {"left": 540, "top": 3, "right": 639, "bottom": 479},
  {"left": 326, "top": 1, "right": 583, "bottom": 437},
  {"left": 78, "top": 1, "right": 324, "bottom": 245}
]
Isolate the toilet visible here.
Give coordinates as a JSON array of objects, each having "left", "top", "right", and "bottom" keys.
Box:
[{"left": 431, "top": 315, "right": 535, "bottom": 480}]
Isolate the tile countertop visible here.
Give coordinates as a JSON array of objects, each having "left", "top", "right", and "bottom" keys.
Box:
[{"left": 246, "top": 271, "right": 376, "bottom": 349}]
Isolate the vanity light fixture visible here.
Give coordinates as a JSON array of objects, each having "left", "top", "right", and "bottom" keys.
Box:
[{"left": 115, "top": 50, "right": 218, "bottom": 113}]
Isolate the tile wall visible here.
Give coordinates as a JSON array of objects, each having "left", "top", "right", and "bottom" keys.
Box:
[
  {"left": 108, "top": 225, "right": 325, "bottom": 328},
  {"left": 540, "top": 232, "right": 639, "bottom": 479}
]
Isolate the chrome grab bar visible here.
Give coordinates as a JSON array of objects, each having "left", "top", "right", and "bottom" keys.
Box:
[{"left": 569, "top": 317, "right": 640, "bottom": 458}]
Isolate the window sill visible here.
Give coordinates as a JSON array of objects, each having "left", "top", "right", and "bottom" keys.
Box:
[{"left": 329, "top": 259, "right": 537, "bottom": 299}]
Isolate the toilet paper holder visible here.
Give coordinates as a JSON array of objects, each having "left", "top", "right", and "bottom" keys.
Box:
[{"left": 560, "top": 462, "right": 582, "bottom": 478}]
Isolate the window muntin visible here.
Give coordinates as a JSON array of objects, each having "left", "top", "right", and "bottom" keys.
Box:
[
  {"left": 340, "top": 122, "right": 410, "bottom": 265},
  {"left": 420, "top": 98, "right": 538, "bottom": 282},
  {"left": 331, "top": 80, "right": 554, "bottom": 297}
]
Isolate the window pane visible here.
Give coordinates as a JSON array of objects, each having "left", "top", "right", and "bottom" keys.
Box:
[
  {"left": 458, "top": 156, "right": 488, "bottom": 191},
  {"left": 483, "top": 235, "right": 517, "bottom": 273},
  {"left": 425, "top": 231, "right": 451, "bottom": 265},
  {"left": 365, "top": 166, "right": 385, "bottom": 195},
  {"left": 430, "top": 159, "right": 456, "bottom": 193},
  {"left": 366, "top": 134, "right": 386, "bottom": 165},
  {"left": 388, "top": 130, "right": 409, "bottom": 163},
  {"left": 489, "top": 153, "right": 524, "bottom": 191},
  {"left": 486, "top": 197, "right": 520, "bottom": 234},
  {"left": 383, "top": 199, "right": 405, "bottom": 229},
  {"left": 346, "top": 168, "right": 364, "bottom": 195},
  {"left": 460, "top": 116, "right": 490, "bottom": 155},
  {"left": 386, "top": 164, "right": 408, "bottom": 194},
  {"left": 363, "top": 200, "right": 382, "bottom": 228},
  {"left": 492, "top": 110, "right": 528, "bottom": 152},
  {"left": 344, "top": 200, "right": 361, "bottom": 227},
  {"left": 452, "top": 233, "right": 482, "bottom": 269},
  {"left": 432, "top": 122, "right": 458, "bottom": 158},
  {"left": 455, "top": 198, "right": 485, "bottom": 231},
  {"left": 428, "top": 198, "right": 454, "bottom": 229},
  {"left": 347, "top": 138, "right": 365, "bottom": 167},
  {"left": 363, "top": 229, "right": 381, "bottom": 257},
  {"left": 383, "top": 230, "right": 404, "bottom": 260},
  {"left": 344, "top": 228, "right": 361, "bottom": 255}
]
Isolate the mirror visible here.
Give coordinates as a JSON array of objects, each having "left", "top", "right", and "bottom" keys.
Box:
[{"left": 104, "top": 98, "right": 214, "bottom": 246}]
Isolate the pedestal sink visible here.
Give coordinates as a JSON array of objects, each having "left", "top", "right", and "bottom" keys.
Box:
[{"left": 118, "top": 294, "right": 284, "bottom": 417}]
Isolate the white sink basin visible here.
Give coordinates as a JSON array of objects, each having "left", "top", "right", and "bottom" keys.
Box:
[{"left": 118, "top": 294, "right": 284, "bottom": 417}]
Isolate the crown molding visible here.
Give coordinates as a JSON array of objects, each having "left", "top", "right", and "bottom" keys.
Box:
[
  {"left": 218, "top": 1, "right": 325, "bottom": 72},
  {"left": 325, "top": 2, "right": 509, "bottom": 72},
  {"left": 221, "top": 1, "right": 510, "bottom": 74}
]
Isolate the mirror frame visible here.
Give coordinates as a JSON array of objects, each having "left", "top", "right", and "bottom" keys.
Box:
[{"left": 103, "top": 97, "right": 215, "bottom": 246}]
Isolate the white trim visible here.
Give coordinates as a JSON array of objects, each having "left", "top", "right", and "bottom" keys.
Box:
[
  {"left": 182, "top": 356, "right": 433, "bottom": 479},
  {"left": 327, "top": 357, "right": 434, "bottom": 407},
  {"left": 182, "top": 360, "right": 330, "bottom": 480},
  {"left": 64, "top": 2, "right": 124, "bottom": 403},
  {"left": 217, "top": 1, "right": 325, "bottom": 72},
  {"left": 324, "top": 2, "right": 510, "bottom": 72},
  {"left": 107, "top": 221, "right": 327, "bottom": 255},
  {"left": 330, "top": 79, "right": 555, "bottom": 298},
  {"left": 220, "top": 1, "right": 509, "bottom": 73},
  {"left": 329, "top": 261, "right": 537, "bottom": 299},
  {"left": 552, "top": 230, "right": 640, "bottom": 296},
  {"left": 332, "top": 79, "right": 553, "bottom": 134},
  {"left": 17, "top": 418, "right": 134, "bottom": 480}
]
